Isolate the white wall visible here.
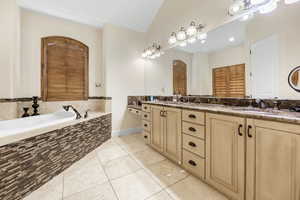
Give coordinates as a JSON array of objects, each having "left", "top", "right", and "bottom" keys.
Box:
[
  {"left": 0, "top": 0, "right": 20, "bottom": 98},
  {"left": 191, "top": 53, "right": 210, "bottom": 95},
  {"left": 144, "top": 49, "right": 193, "bottom": 95},
  {"left": 103, "top": 24, "right": 147, "bottom": 133},
  {"left": 20, "top": 9, "right": 104, "bottom": 97}
]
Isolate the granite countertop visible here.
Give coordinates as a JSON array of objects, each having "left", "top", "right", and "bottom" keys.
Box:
[
  {"left": 143, "top": 101, "right": 300, "bottom": 125},
  {"left": 127, "top": 105, "right": 142, "bottom": 110}
]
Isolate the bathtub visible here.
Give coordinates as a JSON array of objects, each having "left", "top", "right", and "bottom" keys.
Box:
[{"left": 0, "top": 110, "right": 76, "bottom": 138}]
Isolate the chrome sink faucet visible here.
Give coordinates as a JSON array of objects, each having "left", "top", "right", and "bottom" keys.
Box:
[
  {"left": 256, "top": 99, "right": 267, "bottom": 109},
  {"left": 63, "top": 105, "right": 82, "bottom": 119}
]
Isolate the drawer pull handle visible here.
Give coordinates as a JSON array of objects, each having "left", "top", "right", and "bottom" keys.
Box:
[
  {"left": 188, "top": 114, "right": 196, "bottom": 119},
  {"left": 189, "top": 127, "right": 196, "bottom": 132},
  {"left": 144, "top": 135, "right": 148, "bottom": 139},
  {"left": 188, "top": 160, "right": 197, "bottom": 166},
  {"left": 188, "top": 142, "right": 197, "bottom": 147},
  {"left": 144, "top": 124, "right": 148, "bottom": 127},
  {"left": 144, "top": 114, "right": 148, "bottom": 118},
  {"left": 238, "top": 124, "right": 243, "bottom": 136},
  {"left": 247, "top": 125, "right": 253, "bottom": 138}
]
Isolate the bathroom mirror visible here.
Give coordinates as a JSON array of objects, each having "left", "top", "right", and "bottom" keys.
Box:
[
  {"left": 288, "top": 66, "right": 300, "bottom": 92},
  {"left": 144, "top": 2, "right": 300, "bottom": 99}
]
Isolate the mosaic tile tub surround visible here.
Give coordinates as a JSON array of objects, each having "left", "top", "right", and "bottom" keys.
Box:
[{"left": 0, "top": 113, "right": 112, "bottom": 200}]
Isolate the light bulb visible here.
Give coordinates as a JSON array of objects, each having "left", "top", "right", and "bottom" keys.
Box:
[
  {"left": 229, "top": 1, "right": 244, "bottom": 15},
  {"left": 197, "top": 33, "right": 207, "bottom": 40},
  {"left": 188, "top": 37, "right": 196, "bottom": 44},
  {"left": 168, "top": 32, "right": 177, "bottom": 45},
  {"left": 259, "top": 0, "right": 277, "bottom": 14},
  {"left": 285, "top": 0, "right": 300, "bottom": 4},
  {"left": 250, "top": 0, "right": 267, "bottom": 5},
  {"left": 187, "top": 21, "right": 197, "bottom": 36},
  {"left": 177, "top": 27, "right": 187, "bottom": 41},
  {"left": 229, "top": 37, "right": 235, "bottom": 42},
  {"left": 142, "top": 52, "right": 147, "bottom": 58},
  {"left": 179, "top": 41, "right": 187, "bottom": 47},
  {"left": 200, "top": 40, "right": 206, "bottom": 44}
]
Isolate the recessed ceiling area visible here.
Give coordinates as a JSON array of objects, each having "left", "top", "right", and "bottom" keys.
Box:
[
  {"left": 17, "top": 0, "right": 164, "bottom": 32},
  {"left": 177, "top": 20, "right": 247, "bottom": 54}
]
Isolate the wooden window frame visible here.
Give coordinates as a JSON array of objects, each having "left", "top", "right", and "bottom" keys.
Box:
[
  {"left": 212, "top": 64, "right": 245, "bottom": 98},
  {"left": 41, "top": 36, "right": 89, "bottom": 102}
]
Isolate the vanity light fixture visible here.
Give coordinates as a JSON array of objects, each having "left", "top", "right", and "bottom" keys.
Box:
[
  {"left": 168, "top": 22, "right": 207, "bottom": 48},
  {"left": 229, "top": 0, "right": 299, "bottom": 20},
  {"left": 142, "top": 43, "right": 163, "bottom": 59}
]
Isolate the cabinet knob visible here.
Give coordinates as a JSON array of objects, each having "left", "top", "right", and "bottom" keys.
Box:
[
  {"left": 188, "top": 160, "right": 197, "bottom": 166},
  {"left": 188, "top": 114, "right": 196, "bottom": 119},
  {"left": 144, "top": 114, "right": 148, "bottom": 118},
  {"left": 136, "top": 111, "right": 139, "bottom": 114},
  {"left": 189, "top": 127, "right": 196, "bottom": 132},
  {"left": 188, "top": 141, "right": 197, "bottom": 147},
  {"left": 144, "top": 124, "right": 148, "bottom": 127},
  {"left": 144, "top": 135, "right": 148, "bottom": 139}
]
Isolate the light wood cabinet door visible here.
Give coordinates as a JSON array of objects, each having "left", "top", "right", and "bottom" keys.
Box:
[
  {"left": 206, "top": 113, "right": 245, "bottom": 200},
  {"left": 150, "top": 105, "right": 164, "bottom": 153},
  {"left": 246, "top": 119, "right": 300, "bottom": 200},
  {"left": 164, "top": 107, "right": 182, "bottom": 164}
]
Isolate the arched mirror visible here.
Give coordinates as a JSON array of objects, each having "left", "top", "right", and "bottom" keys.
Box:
[
  {"left": 173, "top": 60, "right": 187, "bottom": 96},
  {"left": 288, "top": 66, "right": 300, "bottom": 92}
]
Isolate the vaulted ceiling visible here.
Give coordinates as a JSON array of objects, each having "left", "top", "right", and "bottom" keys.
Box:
[{"left": 17, "top": 0, "right": 165, "bottom": 32}]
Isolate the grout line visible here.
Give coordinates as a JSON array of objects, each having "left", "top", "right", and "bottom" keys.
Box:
[
  {"left": 95, "top": 151, "right": 121, "bottom": 200},
  {"left": 61, "top": 175, "right": 65, "bottom": 200}
]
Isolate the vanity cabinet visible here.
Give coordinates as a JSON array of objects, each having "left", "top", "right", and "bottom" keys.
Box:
[
  {"left": 246, "top": 119, "right": 300, "bottom": 200},
  {"left": 150, "top": 105, "right": 182, "bottom": 163},
  {"left": 206, "top": 113, "right": 246, "bottom": 200}
]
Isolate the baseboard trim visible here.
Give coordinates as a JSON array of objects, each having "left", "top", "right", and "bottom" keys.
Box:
[{"left": 112, "top": 128, "right": 143, "bottom": 137}]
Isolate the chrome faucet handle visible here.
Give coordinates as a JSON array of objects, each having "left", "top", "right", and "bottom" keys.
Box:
[
  {"left": 273, "top": 100, "right": 281, "bottom": 110},
  {"left": 84, "top": 109, "right": 91, "bottom": 118}
]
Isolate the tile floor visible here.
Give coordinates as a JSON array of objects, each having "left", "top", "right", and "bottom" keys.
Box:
[{"left": 24, "top": 133, "right": 228, "bottom": 200}]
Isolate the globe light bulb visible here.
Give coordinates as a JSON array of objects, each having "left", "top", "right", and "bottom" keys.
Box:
[
  {"left": 168, "top": 32, "right": 177, "bottom": 45},
  {"left": 177, "top": 27, "right": 187, "bottom": 41},
  {"left": 187, "top": 21, "right": 197, "bottom": 36}
]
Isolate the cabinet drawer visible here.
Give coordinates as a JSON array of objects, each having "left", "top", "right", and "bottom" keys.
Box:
[
  {"left": 142, "top": 120, "right": 151, "bottom": 132},
  {"left": 182, "top": 122, "right": 205, "bottom": 139},
  {"left": 183, "top": 150, "right": 205, "bottom": 179},
  {"left": 142, "top": 112, "right": 151, "bottom": 121},
  {"left": 183, "top": 134, "right": 205, "bottom": 157},
  {"left": 142, "top": 104, "right": 150, "bottom": 113},
  {"left": 182, "top": 110, "right": 205, "bottom": 125},
  {"left": 142, "top": 131, "right": 150, "bottom": 144}
]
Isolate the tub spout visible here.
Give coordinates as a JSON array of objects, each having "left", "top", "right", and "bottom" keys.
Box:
[{"left": 63, "top": 105, "right": 82, "bottom": 119}]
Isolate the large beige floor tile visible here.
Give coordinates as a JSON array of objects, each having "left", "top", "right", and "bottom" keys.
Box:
[
  {"left": 120, "top": 140, "right": 150, "bottom": 153},
  {"left": 103, "top": 155, "right": 141, "bottom": 180},
  {"left": 111, "top": 169, "right": 162, "bottom": 200},
  {"left": 146, "top": 160, "right": 188, "bottom": 188},
  {"left": 131, "top": 133, "right": 145, "bottom": 142},
  {"left": 64, "top": 152, "right": 100, "bottom": 174},
  {"left": 24, "top": 175, "right": 63, "bottom": 200},
  {"left": 147, "top": 190, "right": 174, "bottom": 200},
  {"left": 64, "top": 182, "right": 118, "bottom": 200},
  {"left": 97, "top": 145, "right": 128, "bottom": 165},
  {"left": 112, "top": 134, "right": 141, "bottom": 145},
  {"left": 96, "top": 138, "right": 119, "bottom": 151},
  {"left": 63, "top": 161, "right": 108, "bottom": 197},
  {"left": 166, "top": 176, "right": 228, "bottom": 200},
  {"left": 132, "top": 149, "right": 166, "bottom": 166}
]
